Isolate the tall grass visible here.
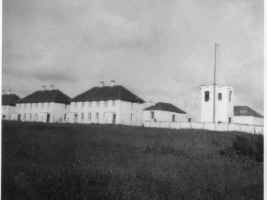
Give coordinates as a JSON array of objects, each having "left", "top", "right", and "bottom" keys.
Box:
[{"left": 2, "top": 121, "right": 263, "bottom": 200}]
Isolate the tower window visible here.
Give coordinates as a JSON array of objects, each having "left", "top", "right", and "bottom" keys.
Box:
[
  {"left": 229, "top": 91, "right": 232, "bottom": 102},
  {"left": 204, "top": 91, "right": 210, "bottom": 102},
  {"left": 218, "top": 93, "right": 222, "bottom": 101}
]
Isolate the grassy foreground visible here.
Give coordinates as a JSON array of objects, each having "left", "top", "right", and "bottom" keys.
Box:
[{"left": 2, "top": 121, "right": 263, "bottom": 200}]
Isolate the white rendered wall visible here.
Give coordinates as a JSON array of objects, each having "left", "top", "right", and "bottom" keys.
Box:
[
  {"left": 233, "top": 116, "right": 264, "bottom": 126},
  {"left": 68, "top": 100, "right": 144, "bottom": 126},
  {"left": 200, "top": 85, "right": 233, "bottom": 123},
  {"left": 16, "top": 102, "right": 68, "bottom": 123},
  {"left": 2, "top": 105, "right": 17, "bottom": 120},
  {"left": 143, "top": 110, "right": 188, "bottom": 123}
]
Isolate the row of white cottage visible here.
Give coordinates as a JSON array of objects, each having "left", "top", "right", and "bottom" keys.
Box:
[
  {"left": 2, "top": 85, "right": 191, "bottom": 125},
  {"left": 2, "top": 84, "right": 264, "bottom": 126}
]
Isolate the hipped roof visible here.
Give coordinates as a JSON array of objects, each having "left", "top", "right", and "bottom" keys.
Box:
[
  {"left": 2, "top": 94, "right": 20, "bottom": 106},
  {"left": 144, "top": 102, "right": 186, "bottom": 114},
  {"left": 72, "top": 85, "right": 144, "bottom": 103},
  {"left": 18, "top": 89, "right": 71, "bottom": 104},
  {"left": 234, "top": 106, "right": 263, "bottom": 118}
]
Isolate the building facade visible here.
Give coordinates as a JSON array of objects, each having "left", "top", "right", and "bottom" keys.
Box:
[
  {"left": 2, "top": 93, "right": 20, "bottom": 120},
  {"left": 200, "top": 85, "right": 234, "bottom": 123},
  {"left": 143, "top": 102, "right": 189, "bottom": 123},
  {"left": 68, "top": 84, "right": 145, "bottom": 126},
  {"left": 16, "top": 89, "right": 70, "bottom": 123},
  {"left": 233, "top": 106, "right": 264, "bottom": 126}
]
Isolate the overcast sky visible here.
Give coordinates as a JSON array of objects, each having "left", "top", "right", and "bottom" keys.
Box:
[{"left": 3, "top": 0, "right": 263, "bottom": 119}]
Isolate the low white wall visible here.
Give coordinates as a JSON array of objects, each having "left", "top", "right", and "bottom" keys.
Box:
[
  {"left": 233, "top": 116, "right": 264, "bottom": 126},
  {"left": 143, "top": 121, "right": 264, "bottom": 134}
]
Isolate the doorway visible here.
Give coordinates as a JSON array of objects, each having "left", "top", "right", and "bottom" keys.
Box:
[
  {"left": 46, "top": 113, "right": 50, "bottom": 123},
  {"left": 18, "top": 114, "right": 21, "bottom": 121},
  {"left": 112, "top": 114, "right": 116, "bottom": 124}
]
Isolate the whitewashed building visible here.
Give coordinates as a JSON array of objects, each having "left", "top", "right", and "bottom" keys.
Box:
[
  {"left": 68, "top": 83, "right": 145, "bottom": 126},
  {"left": 233, "top": 106, "right": 264, "bottom": 126},
  {"left": 16, "top": 89, "right": 70, "bottom": 123},
  {"left": 2, "top": 93, "right": 20, "bottom": 120},
  {"left": 200, "top": 85, "right": 234, "bottom": 123},
  {"left": 143, "top": 102, "right": 189, "bottom": 123}
]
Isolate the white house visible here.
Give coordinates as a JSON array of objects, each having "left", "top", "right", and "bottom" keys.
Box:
[
  {"left": 200, "top": 85, "right": 234, "bottom": 123},
  {"left": 143, "top": 102, "right": 189, "bottom": 123},
  {"left": 233, "top": 106, "right": 264, "bottom": 126},
  {"left": 68, "top": 83, "right": 145, "bottom": 126},
  {"left": 16, "top": 89, "right": 70, "bottom": 123},
  {"left": 2, "top": 93, "right": 20, "bottom": 120}
]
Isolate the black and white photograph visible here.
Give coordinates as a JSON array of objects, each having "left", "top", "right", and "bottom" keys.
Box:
[{"left": 2, "top": 0, "right": 264, "bottom": 199}]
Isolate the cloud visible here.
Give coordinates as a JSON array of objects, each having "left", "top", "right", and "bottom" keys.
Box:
[{"left": 3, "top": 0, "right": 263, "bottom": 119}]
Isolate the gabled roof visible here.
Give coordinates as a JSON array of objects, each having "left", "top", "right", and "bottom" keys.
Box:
[
  {"left": 72, "top": 85, "right": 145, "bottom": 103},
  {"left": 18, "top": 89, "right": 71, "bottom": 104},
  {"left": 2, "top": 94, "right": 20, "bottom": 106},
  {"left": 234, "top": 106, "right": 263, "bottom": 118},
  {"left": 144, "top": 102, "right": 186, "bottom": 114}
]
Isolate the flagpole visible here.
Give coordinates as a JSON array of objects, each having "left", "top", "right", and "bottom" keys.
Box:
[{"left": 213, "top": 43, "right": 218, "bottom": 123}]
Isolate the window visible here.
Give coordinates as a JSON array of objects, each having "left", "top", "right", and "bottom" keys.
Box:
[
  {"left": 30, "top": 104, "right": 32, "bottom": 109},
  {"left": 131, "top": 113, "right": 133, "bottom": 121},
  {"left": 88, "top": 112, "right": 91, "bottom": 121},
  {"left": 23, "top": 113, "right": 26, "bottom": 120},
  {"left": 188, "top": 118, "right": 192, "bottom": 122},
  {"left": 131, "top": 103, "right": 134, "bottom": 108},
  {"left": 81, "top": 102, "right": 85, "bottom": 107},
  {"left": 229, "top": 91, "right": 232, "bottom": 102},
  {"left": 96, "top": 102, "right": 100, "bottom": 107},
  {"left": 29, "top": 113, "right": 32, "bottom": 120},
  {"left": 88, "top": 102, "right": 91, "bottom": 107},
  {"left": 218, "top": 93, "right": 222, "bottom": 101},
  {"left": 172, "top": 114, "right": 175, "bottom": 122},
  {"left": 204, "top": 91, "right": 210, "bottom": 102},
  {"left": 81, "top": 113, "right": 84, "bottom": 121},
  {"left": 112, "top": 100, "right": 116, "bottom": 106},
  {"left": 96, "top": 112, "right": 99, "bottom": 121},
  {"left": 150, "top": 111, "right": 155, "bottom": 119}
]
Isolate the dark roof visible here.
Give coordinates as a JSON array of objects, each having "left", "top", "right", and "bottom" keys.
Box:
[
  {"left": 234, "top": 106, "right": 263, "bottom": 118},
  {"left": 72, "top": 85, "right": 145, "bottom": 103},
  {"left": 18, "top": 89, "right": 71, "bottom": 104},
  {"left": 144, "top": 102, "right": 186, "bottom": 114},
  {"left": 2, "top": 94, "right": 20, "bottom": 106}
]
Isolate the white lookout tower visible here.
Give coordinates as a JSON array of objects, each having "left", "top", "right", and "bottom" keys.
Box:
[
  {"left": 200, "top": 43, "right": 234, "bottom": 123},
  {"left": 200, "top": 85, "right": 233, "bottom": 123}
]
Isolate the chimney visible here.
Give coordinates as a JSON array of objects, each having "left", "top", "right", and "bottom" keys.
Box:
[
  {"left": 100, "top": 81, "right": 105, "bottom": 87},
  {"left": 110, "top": 80, "right": 116, "bottom": 87}
]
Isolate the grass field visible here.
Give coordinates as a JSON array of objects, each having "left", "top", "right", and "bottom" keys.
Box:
[{"left": 2, "top": 121, "right": 263, "bottom": 200}]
